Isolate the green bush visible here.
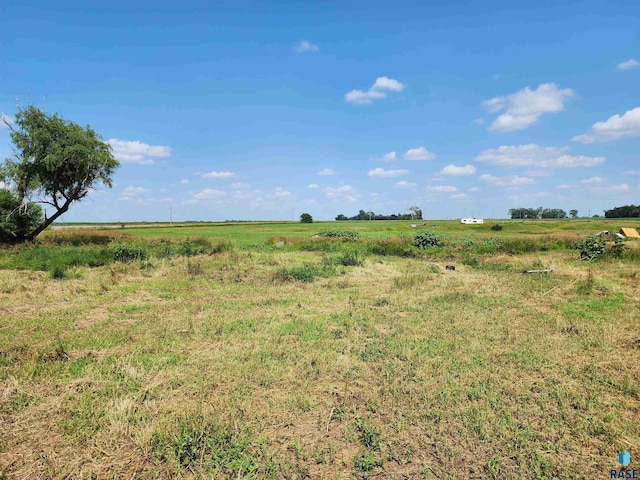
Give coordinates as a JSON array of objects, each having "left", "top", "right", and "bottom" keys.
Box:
[
  {"left": 413, "top": 230, "right": 440, "bottom": 249},
  {"left": 0, "top": 190, "right": 44, "bottom": 243},
  {"left": 315, "top": 230, "right": 360, "bottom": 241},
  {"left": 572, "top": 236, "right": 605, "bottom": 261},
  {"left": 112, "top": 244, "right": 148, "bottom": 262},
  {"left": 178, "top": 237, "right": 214, "bottom": 257},
  {"left": 491, "top": 224, "right": 503, "bottom": 231}
]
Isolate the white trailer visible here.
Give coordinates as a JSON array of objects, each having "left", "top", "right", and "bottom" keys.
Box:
[{"left": 460, "top": 218, "right": 484, "bottom": 224}]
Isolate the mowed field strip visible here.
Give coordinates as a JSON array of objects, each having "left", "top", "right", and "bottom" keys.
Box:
[{"left": 1, "top": 219, "right": 639, "bottom": 479}]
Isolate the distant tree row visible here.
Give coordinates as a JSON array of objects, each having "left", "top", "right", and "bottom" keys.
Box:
[
  {"left": 604, "top": 205, "right": 640, "bottom": 218},
  {"left": 336, "top": 207, "right": 422, "bottom": 221},
  {"left": 509, "top": 207, "right": 573, "bottom": 219}
]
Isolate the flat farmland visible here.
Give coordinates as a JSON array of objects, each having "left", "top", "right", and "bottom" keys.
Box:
[{"left": 1, "top": 220, "right": 639, "bottom": 479}]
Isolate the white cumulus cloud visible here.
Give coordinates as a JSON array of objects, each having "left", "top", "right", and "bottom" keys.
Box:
[
  {"left": 194, "top": 189, "right": 227, "bottom": 200},
  {"left": 429, "top": 185, "right": 457, "bottom": 193},
  {"left": 572, "top": 106, "right": 640, "bottom": 143},
  {"left": 273, "top": 187, "right": 292, "bottom": 198},
  {"left": 107, "top": 139, "right": 171, "bottom": 165},
  {"left": 483, "top": 83, "right": 574, "bottom": 132},
  {"left": 345, "top": 76, "right": 404, "bottom": 105},
  {"left": 294, "top": 40, "right": 319, "bottom": 53},
  {"left": 618, "top": 59, "right": 640, "bottom": 70},
  {"left": 368, "top": 167, "right": 409, "bottom": 178},
  {"left": 479, "top": 174, "right": 534, "bottom": 187},
  {"left": 403, "top": 147, "right": 435, "bottom": 161},
  {"left": 382, "top": 151, "right": 397, "bottom": 162},
  {"left": 325, "top": 185, "right": 360, "bottom": 203},
  {"left": 118, "top": 186, "right": 152, "bottom": 201},
  {"left": 395, "top": 181, "right": 417, "bottom": 188},
  {"left": 317, "top": 168, "right": 338, "bottom": 176},
  {"left": 440, "top": 164, "right": 476, "bottom": 176},
  {"left": 179, "top": 179, "right": 189, "bottom": 185},
  {"left": 201, "top": 171, "right": 236, "bottom": 179},
  {"left": 306, "top": 183, "right": 319, "bottom": 189},
  {"left": 581, "top": 176, "right": 606, "bottom": 184},
  {"left": 475, "top": 144, "right": 605, "bottom": 168}
]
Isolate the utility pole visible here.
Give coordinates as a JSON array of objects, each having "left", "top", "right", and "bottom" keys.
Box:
[{"left": 169, "top": 207, "right": 173, "bottom": 225}]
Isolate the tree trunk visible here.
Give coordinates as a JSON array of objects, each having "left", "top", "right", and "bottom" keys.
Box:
[{"left": 25, "top": 201, "right": 71, "bottom": 241}]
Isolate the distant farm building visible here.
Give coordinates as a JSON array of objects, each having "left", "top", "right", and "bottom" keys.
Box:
[
  {"left": 460, "top": 218, "right": 484, "bottom": 225},
  {"left": 619, "top": 227, "right": 640, "bottom": 238}
]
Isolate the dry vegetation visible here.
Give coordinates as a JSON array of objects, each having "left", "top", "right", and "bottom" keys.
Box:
[{"left": 1, "top": 223, "right": 639, "bottom": 479}]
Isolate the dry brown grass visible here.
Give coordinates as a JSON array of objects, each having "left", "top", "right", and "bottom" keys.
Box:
[{"left": 1, "top": 247, "right": 639, "bottom": 478}]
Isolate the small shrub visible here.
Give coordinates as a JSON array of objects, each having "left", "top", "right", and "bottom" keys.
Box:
[
  {"left": 413, "top": 230, "right": 440, "bottom": 249},
  {"left": 572, "top": 236, "right": 605, "bottom": 261},
  {"left": 609, "top": 238, "right": 626, "bottom": 259},
  {"left": 210, "top": 239, "right": 232, "bottom": 254},
  {"left": 338, "top": 249, "right": 364, "bottom": 266},
  {"left": 179, "top": 237, "right": 212, "bottom": 257},
  {"left": 353, "top": 449, "right": 383, "bottom": 474},
  {"left": 491, "top": 224, "right": 503, "bottom": 231},
  {"left": 112, "top": 244, "right": 148, "bottom": 262}
]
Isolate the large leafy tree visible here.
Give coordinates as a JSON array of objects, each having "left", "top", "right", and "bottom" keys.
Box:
[{"left": 1, "top": 106, "right": 118, "bottom": 241}]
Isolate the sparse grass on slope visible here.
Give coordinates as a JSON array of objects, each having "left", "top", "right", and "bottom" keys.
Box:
[{"left": 1, "top": 237, "right": 639, "bottom": 478}]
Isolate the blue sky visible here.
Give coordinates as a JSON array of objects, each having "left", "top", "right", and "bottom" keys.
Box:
[{"left": 1, "top": 0, "right": 639, "bottom": 221}]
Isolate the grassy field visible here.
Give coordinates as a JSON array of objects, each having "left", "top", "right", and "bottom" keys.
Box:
[{"left": 1, "top": 220, "right": 639, "bottom": 478}]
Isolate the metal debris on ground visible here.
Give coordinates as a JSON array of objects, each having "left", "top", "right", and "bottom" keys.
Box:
[{"left": 523, "top": 268, "right": 555, "bottom": 274}]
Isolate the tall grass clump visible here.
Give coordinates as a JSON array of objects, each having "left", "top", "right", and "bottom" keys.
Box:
[
  {"left": 0, "top": 244, "right": 113, "bottom": 271},
  {"left": 366, "top": 237, "right": 416, "bottom": 257},
  {"left": 322, "top": 248, "right": 365, "bottom": 267},
  {"left": 297, "top": 238, "right": 344, "bottom": 253},
  {"left": 152, "top": 418, "right": 272, "bottom": 477},
  {"left": 274, "top": 263, "right": 330, "bottom": 282},
  {"left": 178, "top": 237, "right": 230, "bottom": 256},
  {"left": 44, "top": 231, "right": 122, "bottom": 246},
  {"left": 112, "top": 243, "right": 148, "bottom": 262}
]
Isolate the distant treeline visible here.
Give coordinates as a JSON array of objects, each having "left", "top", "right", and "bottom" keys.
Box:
[
  {"left": 604, "top": 205, "right": 640, "bottom": 218},
  {"left": 336, "top": 209, "right": 422, "bottom": 221},
  {"left": 509, "top": 207, "right": 572, "bottom": 219}
]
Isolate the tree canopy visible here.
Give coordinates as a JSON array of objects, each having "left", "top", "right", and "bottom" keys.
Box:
[
  {"left": 604, "top": 204, "right": 640, "bottom": 218},
  {"left": 509, "top": 207, "right": 567, "bottom": 219},
  {"left": 1, "top": 106, "right": 118, "bottom": 241},
  {"left": 300, "top": 213, "right": 313, "bottom": 223},
  {"left": 336, "top": 208, "right": 422, "bottom": 221}
]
